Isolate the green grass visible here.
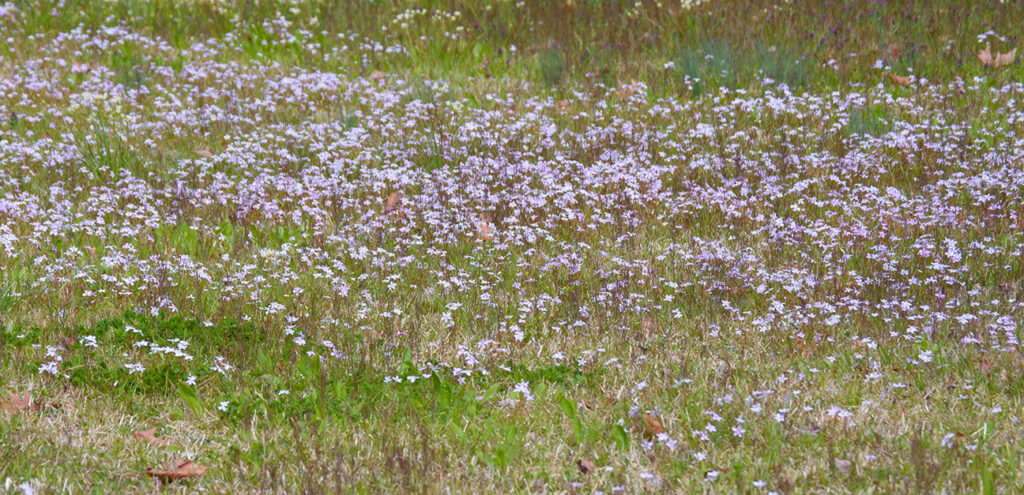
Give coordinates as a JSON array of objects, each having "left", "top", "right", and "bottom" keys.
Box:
[{"left": 848, "top": 105, "right": 891, "bottom": 137}]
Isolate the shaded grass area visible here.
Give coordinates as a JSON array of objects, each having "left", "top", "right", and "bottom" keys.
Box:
[
  {"left": 1, "top": 313, "right": 626, "bottom": 492},
  {"left": 5, "top": 0, "right": 1024, "bottom": 96}
]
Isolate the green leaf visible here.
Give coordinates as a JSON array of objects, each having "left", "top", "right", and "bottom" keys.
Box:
[
  {"left": 177, "top": 383, "right": 205, "bottom": 418},
  {"left": 533, "top": 382, "right": 548, "bottom": 400},
  {"left": 980, "top": 460, "right": 995, "bottom": 495},
  {"left": 309, "top": 353, "right": 321, "bottom": 376},
  {"left": 476, "top": 449, "right": 494, "bottom": 468},
  {"left": 482, "top": 383, "right": 502, "bottom": 402},
  {"left": 612, "top": 424, "right": 630, "bottom": 452},
  {"left": 559, "top": 397, "right": 577, "bottom": 419}
]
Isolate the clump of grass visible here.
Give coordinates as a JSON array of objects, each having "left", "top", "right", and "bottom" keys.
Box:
[
  {"left": 109, "top": 43, "right": 148, "bottom": 89},
  {"left": 848, "top": 106, "right": 891, "bottom": 137},
  {"left": 74, "top": 115, "right": 142, "bottom": 176},
  {"left": 538, "top": 46, "right": 565, "bottom": 87},
  {"left": 756, "top": 44, "right": 813, "bottom": 90},
  {"left": 674, "top": 39, "right": 816, "bottom": 94},
  {"left": 674, "top": 38, "right": 735, "bottom": 94}
]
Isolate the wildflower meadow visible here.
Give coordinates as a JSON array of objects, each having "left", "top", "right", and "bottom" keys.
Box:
[{"left": 2, "top": 0, "right": 1024, "bottom": 492}]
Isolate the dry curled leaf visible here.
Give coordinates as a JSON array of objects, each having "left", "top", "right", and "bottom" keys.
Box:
[
  {"left": 978, "top": 44, "right": 1017, "bottom": 68},
  {"left": 146, "top": 460, "right": 207, "bottom": 482},
  {"left": 642, "top": 412, "right": 665, "bottom": 438},
  {"left": 577, "top": 458, "right": 596, "bottom": 475},
  {"left": 636, "top": 317, "right": 655, "bottom": 353},
  {"left": 134, "top": 428, "right": 174, "bottom": 447},
  {"left": 0, "top": 390, "right": 37, "bottom": 415},
  {"left": 887, "top": 73, "right": 911, "bottom": 87},
  {"left": 833, "top": 458, "right": 852, "bottom": 476},
  {"left": 889, "top": 43, "right": 902, "bottom": 60},
  {"left": 977, "top": 44, "right": 993, "bottom": 66},
  {"left": 996, "top": 48, "right": 1017, "bottom": 67},
  {"left": 385, "top": 191, "right": 403, "bottom": 217},
  {"left": 477, "top": 215, "right": 494, "bottom": 241},
  {"left": 384, "top": 191, "right": 409, "bottom": 219},
  {"left": 642, "top": 318, "right": 657, "bottom": 332},
  {"left": 615, "top": 79, "right": 642, "bottom": 99}
]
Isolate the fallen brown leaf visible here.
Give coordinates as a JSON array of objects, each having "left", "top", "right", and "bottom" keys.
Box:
[
  {"left": 71, "top": 62, "right": 90, "bottom": 74},
  {"left": 134, "top": 428, "right": 174, "bottom": 447},
  {"left": 146, "top": 460, "right": 207, "bottom": 482},
  {"left": 834, "top": 458, "right": 852, "bottom": 476},
  {"left": 643, "top": 412, "right": 665, "bottom": 438},
  {"left": 642, "top": 318, "right": 658, "bottom": 333},
  {"left": 0, "top": 390, "right": 37, "bottom": 415},
  {"left": 615, "top": 79, "right": 642, "bottom": 99},
  {"left": 995, "top": 47, "right": 1017, "bottom": 67},
  {"left": 889, "top": 43, "right": 902, "bottom": 60},
  {"left": 477, "top": 216, "right": 494, "bottom": 241},
  {"left": 887, "top": 73, "right": 911, "bottom": 87},
  {"left": 385, "top": 191, "right": 401, "bottom": 210},
  {"left": 978, "top": 44, "right": 1017, "bottom": 68},
  {"left": 577, "top": 458, "right": 596, "bottom": 474},
  {"left": 978, "top": 44, "right": 994, "bottom": 66}
]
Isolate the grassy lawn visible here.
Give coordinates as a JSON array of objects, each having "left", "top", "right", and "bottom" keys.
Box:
[{"left": 2, "top": 0, "right": 1024, "bottom": 492}]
